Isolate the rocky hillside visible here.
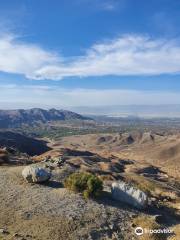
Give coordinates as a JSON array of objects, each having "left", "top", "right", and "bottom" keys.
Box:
[
  {"left": 0, "top": 108, "right": 91, "bottom": 128},
  {"left": 55, "top": 132, "right": 180, "bottom": 179}
]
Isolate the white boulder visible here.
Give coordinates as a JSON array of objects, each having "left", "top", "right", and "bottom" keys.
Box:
[
  {"left": 22, "top": 166, "right": 51, "bottom": 183},
  {"left": 111, "top": 181, "right": 148, "bottom": 209}
]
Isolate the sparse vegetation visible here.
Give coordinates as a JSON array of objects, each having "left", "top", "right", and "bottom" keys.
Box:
[
  {"left": 124, "top": 173, "right": 157, "bottom": 195},
  {"left": 17, "top": 124, "right": 124, "bottom": 140},
  {"left": 13, "top": 116, "right": 180, "bottom": 141},
  {"left": 64, "top": 172, "right": 103, "bottom": 199}
]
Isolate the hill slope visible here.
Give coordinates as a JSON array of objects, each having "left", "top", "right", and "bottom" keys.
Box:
[
  {"left": 55, "top": 132, "right": 180, "bottom": 179},
  {"left": 0, "top": 131, "right": 51, "bottom": 156}
]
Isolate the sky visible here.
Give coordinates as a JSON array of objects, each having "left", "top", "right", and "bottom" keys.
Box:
[{"left": 0, "top": 0, "right": 180, "bottom": 108}]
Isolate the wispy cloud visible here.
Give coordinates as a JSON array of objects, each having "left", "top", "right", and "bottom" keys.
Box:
[{"left": 1, "top": 33, "right": 180, "bottom": 80}]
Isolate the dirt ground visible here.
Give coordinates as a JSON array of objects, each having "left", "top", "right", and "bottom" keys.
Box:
[{"left": 0, "top": 165, "right": 137, "bottom": 240}]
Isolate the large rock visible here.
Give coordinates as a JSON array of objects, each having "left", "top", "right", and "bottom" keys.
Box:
[
  {"left": 22, "top": 166, "right": 51, "bottom": 183},
  {"left": 111, "top": 181, "right": 148, "bottom": 209}
]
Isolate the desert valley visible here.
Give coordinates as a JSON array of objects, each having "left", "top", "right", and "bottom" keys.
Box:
[{"left": 0, "top": 108, "right": 180, "bottom": 240}]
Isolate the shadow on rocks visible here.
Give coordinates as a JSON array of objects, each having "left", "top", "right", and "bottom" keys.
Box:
[{"left": 96, "top": 190, "right": 138, "bottom": 213}]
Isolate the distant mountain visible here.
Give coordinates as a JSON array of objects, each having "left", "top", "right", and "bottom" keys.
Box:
[
  {"left": 0, "top": 131, "right": 51, "bottom": 156},
  {"left": 0, "top": 108, "right": 91, "bottom": 128}
]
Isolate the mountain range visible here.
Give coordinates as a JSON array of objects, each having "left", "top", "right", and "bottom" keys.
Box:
[{"left": 0, "top": 108, "right": 90, "bottom": 128}]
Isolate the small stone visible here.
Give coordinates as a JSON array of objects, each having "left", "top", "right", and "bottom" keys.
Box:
[
  {"left": 0, "top": 228, "right": 5, "bottom": 234},
  {"left": 109, "top": 224, "right": 115, "bottom": 230},
  {"left": 103, "top": 226, "right": 109, "bottom": 230}
]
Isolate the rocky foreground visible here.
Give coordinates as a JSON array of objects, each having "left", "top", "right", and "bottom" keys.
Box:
[{"left": 0, "top": 165, "right": 137, "bottom": 240}]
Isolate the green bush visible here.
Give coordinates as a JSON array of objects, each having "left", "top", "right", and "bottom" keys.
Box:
[{"left": 64, "top": 172, "right": 103, "bottom": 199}]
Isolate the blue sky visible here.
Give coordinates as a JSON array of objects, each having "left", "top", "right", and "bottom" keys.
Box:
[{"left": 0, "top": 0, "right": 180, "bottom": 108}]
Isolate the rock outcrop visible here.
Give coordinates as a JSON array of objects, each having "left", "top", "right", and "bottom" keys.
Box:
[
  {"left": 22, "top": 166, "right": 51, "bottom": 183},
  {"left": 111, "top": 181, "right": 148, "bottom": 209}
]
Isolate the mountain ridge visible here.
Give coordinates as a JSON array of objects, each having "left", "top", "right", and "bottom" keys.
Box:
[{"left": 0, "top": 108, "right": 91, "bottom": 128}]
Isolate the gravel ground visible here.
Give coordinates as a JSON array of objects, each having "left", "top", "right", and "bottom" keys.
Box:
[{"left": 0, "top": 165, "right": 138, "bottom": 240}]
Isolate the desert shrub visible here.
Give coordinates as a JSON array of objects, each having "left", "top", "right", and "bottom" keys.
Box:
[{"left": 64, "top": 172, "right": 103, "bottom": 199}]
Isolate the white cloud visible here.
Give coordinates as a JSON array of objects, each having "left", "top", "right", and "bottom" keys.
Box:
[
  {"left": 1, "top": 33, "right": 180, "bottom": 80},
  {"left": 35, "top": 35, "right": 180, "bottom": 80},
  {"left": 0, "top": 34, "right": 60, "bottom": 78}
]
